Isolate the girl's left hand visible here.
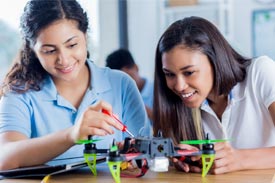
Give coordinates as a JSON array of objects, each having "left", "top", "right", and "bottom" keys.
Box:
[
  {"left": 212, "top": 142, "right": 244, "bottom": 174},
  {"left": 172, "top": 144, "right": 201, "bottom": 173}
]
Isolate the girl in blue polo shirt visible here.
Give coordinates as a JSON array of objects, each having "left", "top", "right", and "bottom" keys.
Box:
[
  {"left": 153, "top": 16, "right": 275, "bottom": 174},
  {"left": 0, "top": 0, "right": 151, "bottom": 170}
]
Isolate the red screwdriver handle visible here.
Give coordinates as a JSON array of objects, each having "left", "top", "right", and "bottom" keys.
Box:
[
  {"left": 102, "top": 109, "right": 125, "bottom": 129},
  {"left": 102, "top": 109, "right": 134, "bottom": 137}
]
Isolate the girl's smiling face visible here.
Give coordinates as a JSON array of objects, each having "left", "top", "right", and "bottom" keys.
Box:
[
  {"left": 162, "top": 46, "right": 214, "bottom": 108},
  {"left": 33, "top": 19, "right": 88, "bottom": 84}
]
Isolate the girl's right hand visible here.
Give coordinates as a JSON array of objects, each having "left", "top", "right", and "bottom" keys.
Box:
[
  {"left": 172, "top": 144, "right": 201, "bottom": 173},
  {"left": 68, "top": 100, "right": 123, "bottom": 144}
]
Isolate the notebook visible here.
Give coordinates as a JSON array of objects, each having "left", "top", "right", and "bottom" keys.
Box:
[{"left": 0, "top": 157, "right": 106, "bottom": 179}]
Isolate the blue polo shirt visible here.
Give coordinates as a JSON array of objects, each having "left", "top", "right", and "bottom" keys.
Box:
[
  {"left": 141, "top": 78, "right": 154, "bottom": 110},
  {"left": 0, "top": 60, "right": 151, "bottom": 160}
]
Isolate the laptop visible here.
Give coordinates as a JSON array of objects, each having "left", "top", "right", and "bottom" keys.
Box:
[{"left": 0, "top": 157, "right": 106, "bottom": 179}]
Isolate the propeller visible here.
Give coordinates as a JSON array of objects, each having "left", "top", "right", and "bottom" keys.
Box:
[
  {"left": 75, "top": 135, "right": 102, "bottom": 145},
  {"left": 180, "top": 139, "right": 228, "bottom": 145},
  {"left": 180, "top": 134, "right": 230, "bottom": 145}
]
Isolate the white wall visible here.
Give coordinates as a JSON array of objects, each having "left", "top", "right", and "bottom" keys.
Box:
[
  {"left": 97, "top": 0, "right": 119, "bottom": 66},
  {"left": 127, "top": 0, "right": 159, "bottom": 81}
]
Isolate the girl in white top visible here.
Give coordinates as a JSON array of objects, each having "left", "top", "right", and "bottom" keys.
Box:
[{"left": 153, "top": 16, "right": 275, "bottom": 174}]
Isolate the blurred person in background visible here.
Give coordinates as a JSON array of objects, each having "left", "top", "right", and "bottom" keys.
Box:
[{"left": 106, "top": 48, "right": 154, "bottom": 122}]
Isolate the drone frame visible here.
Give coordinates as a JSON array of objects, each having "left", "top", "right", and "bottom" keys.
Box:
[{"left": 78, "top": 134, "right": 228, "bottom": 183}]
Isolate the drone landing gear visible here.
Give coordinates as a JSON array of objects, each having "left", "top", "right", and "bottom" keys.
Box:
[
  {"left": 107, "top": 141, "right": 123, "bottom": 183},
  {"left": 201, "top": 154, "right": 215, "bottom": 177},
  {"left": 84, "top": 153, "right": 97, "bottom": 176},
  {"left": 201, "top": 142, "right": 215, "bottom": 177},
  {"left": 83, "top": 137, "right": 99, "bottom": 176},
  {"left": 108, "top": 161, "right": 122, "bottom": 183}
]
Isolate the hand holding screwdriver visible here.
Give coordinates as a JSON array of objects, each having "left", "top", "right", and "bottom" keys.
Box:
[{"left": 102, "top": 109, "right": 134, "bottom": 137}]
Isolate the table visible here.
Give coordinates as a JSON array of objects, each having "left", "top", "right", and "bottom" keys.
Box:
[{"left": 1, "top": 165, "right": 275, "bottom": 183}]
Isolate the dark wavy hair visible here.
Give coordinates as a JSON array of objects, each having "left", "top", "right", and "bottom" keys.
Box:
[
  {"left": 153, "top": 16, "right": 251, "bottom": 143},
  {"left": 0, "top": 0, "right": 89, "bottom": 96}
]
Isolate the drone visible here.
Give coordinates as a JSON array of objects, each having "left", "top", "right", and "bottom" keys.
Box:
[
  {"left": 76, "top": 132, "right": 228, "bottom": 183},
  {"left": 75, "top": 110, "right": 228, "bottom": 183}
]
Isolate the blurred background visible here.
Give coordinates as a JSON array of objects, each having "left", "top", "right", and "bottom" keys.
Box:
[{"left": 1, "top": 0, "right": 275, "bottom": 82}]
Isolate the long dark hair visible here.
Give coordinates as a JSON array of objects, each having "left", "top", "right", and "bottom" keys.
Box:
[
  {"left": 153, "top": 16, "right": 251, "bottom": 143},
  {"left": 0, "top": 0, "right": 89, "bottom": 96}
]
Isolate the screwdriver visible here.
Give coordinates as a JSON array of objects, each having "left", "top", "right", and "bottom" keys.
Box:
[{"left": 102, "top": 109, "right": 134, "bottom": 137}]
